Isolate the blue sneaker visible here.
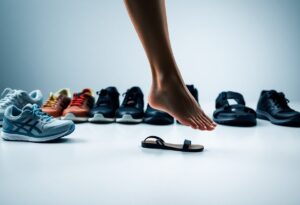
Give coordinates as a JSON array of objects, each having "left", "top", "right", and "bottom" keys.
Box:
[
  {"left": 1, "top": 104, "right": 75, "bottom": 142},
  {"left": 0, "top": 88, "right": 43, "bottom": 126}
]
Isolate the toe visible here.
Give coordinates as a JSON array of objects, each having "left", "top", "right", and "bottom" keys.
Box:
[{"left": 193, "top": 115, "right": 207, "bottom": 130}]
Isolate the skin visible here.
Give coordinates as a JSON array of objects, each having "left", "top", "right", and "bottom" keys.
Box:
[{"left": 124, "top": 0, "right": 216, "bottom": 130}]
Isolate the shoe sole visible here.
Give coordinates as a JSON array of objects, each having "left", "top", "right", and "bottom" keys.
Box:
[
  {"left": 61, "top": 113, "right": 89, "bottom": 122},
  {"left": 257, "top": 110, "right": 300, "bottom": 127},
  {"left": 213, "top": 115, "right": 257, "bottom": 127},
  {"left": 1, "top": 124, "right": 75, "bottom": 142},
  {"left": 116, "top": 114, "right": 143, "bottom": 124},
  {"left": 88, "top": 114, "right": 115, "bottom": 123},
  {"left": 143, "top": 116, "right": 174, "bottom": 125}
]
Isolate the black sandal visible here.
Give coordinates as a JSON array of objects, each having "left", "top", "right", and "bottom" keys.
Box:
[
  {"left": 141, "top": 136, "right": 204, "bottom": 152},
  {"left": 213, "top": 91, "right": 256, "bottom": 126}
]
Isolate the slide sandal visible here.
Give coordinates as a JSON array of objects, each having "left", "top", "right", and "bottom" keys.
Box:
[
  {"left": 213, "top": 91, "right": 256, "bottom": 126},
  {"left": 141, "top": 136, "right": 204, "bottom": 152}
]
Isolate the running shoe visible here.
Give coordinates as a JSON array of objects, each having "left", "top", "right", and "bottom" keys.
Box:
[
  {"left": 143, "top": 104, "right": 174, "bottom": 125},
  {"left": 256, "top": 90, "right": 300, "bottom": 127},
  {"left": 42, "top": 88, "right": 71, "bottom": 118},
  {"left": 116, "top": 86, "right": 144, "bottom": 123},
  {"left": 1, "top": 104, "right": 75, "bottom": 142},
  {"left": 89, "top": 87, "right": 120, "bottom": 123},
  {"left": 0, "top": 88, "right": 43, "bottom": 126},
  {"left": 61, "top": 88, "right": 94, "bottom": 122}
]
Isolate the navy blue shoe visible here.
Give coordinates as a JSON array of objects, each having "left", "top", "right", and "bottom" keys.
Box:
[
  {"left": 143, "top": 104, "right": 174, "bottom": 125},
  {"left": 116, "top": 87, "right": 144, "bottom": 123},
  {"left": 89, "top": 87, "right": 120, "bottom": 123}
]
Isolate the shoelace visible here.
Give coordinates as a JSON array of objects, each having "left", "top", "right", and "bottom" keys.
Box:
[
  {"left": 70, "top": 93, "right": 86, "bottom": 106},
  {"left": 1, "top": 88, "right": 13, "bottom": 98},
  {"left": 43, "top": 94, "right": 58, "bottom": 108},
  {"left": 269, "top": 92, "right": 290, "bottom": 110},
  {"left": 96, "top": 90, "right": 111, "bottom": 106},
  {"left": 0, "top": 90, "right": 20, "bottom": 108},
  {"left": 122, "top": 90, "right": 139, "bottom": 106},
  {"left": 32, "top": 104, "right": 52, "bottom": 122}
]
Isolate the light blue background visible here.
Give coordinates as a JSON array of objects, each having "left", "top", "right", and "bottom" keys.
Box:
[{"left": 0, "top": 0, "right": 299, "bottom": 102}]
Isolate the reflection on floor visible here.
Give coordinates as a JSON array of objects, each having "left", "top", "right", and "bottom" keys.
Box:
[{"left": 0, "top": 103, "right": 300, "bottom": 205}]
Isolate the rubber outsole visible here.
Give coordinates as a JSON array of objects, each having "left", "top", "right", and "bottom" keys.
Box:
[
  {"left": 88, "top": 114, "right": 115, "bottom": 123},
  {"left": 213, "top": 115, "right": 257, "bottom": 127},
  {"left": 1, "top": 124, "right": 75, "bottom": 142},
  {"left": 257, "top": 110, "right": 300, "bottom": 127},
  {"left": 116, "top": 114, "right": 143, "bottom": 124},
  {"left": 61, "top": 113, "right": 89, "bottom": 122}
]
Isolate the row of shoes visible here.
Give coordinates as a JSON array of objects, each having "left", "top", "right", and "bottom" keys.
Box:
[
  {"left": 0, "top": 88, "right": 75, "bottom": 142},
  {"left": 213, "top": 91, "right": 300, "bottom": 127},
  {"left": 41, "top": 85, "right": 199, "bottom": 125}
]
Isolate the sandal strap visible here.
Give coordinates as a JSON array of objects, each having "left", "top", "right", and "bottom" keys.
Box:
[
  {"left": 183, "top": 139, "right": 191, "bottom": 150},
  {"left": 216, "top": 91, "right": 245, "bottom": 108},
  {"left": 144, "top": 136, "right": 165, "bottom": 146}
]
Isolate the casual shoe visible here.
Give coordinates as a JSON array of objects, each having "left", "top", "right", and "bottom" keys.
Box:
[
  {"left": 0, "top": 88, "right": 43, "bottom": 126},
  {"left": 89, "top": 87, "right": 120, "bottom": 123},
  {"left": 61, "top": 88, "right": 94, "bottom": 122},
  {"left": 42, "top": 88, "right": 71, "bottom": 118},
  {"left": 256, "top": 90, "right": 300, "bottom": 127},
  {"left": 143, "top": 104, "right": 174, "bottom": 125},
  {"left": 116, "top": 86, "right": 144, "bottom": 123},
  {"left": 177, "top": 84, "right": 199, "bottom": 124},
  {"left": 1, "top": 104, "right": 75, "bottom": 142}
]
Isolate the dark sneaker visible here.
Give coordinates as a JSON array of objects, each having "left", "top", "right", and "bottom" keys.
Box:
[
  {"left": 186, "top": 84, "right": 199, "bottom": 103},
  {"left": 256, "top": 90, "right": 300, "bottom": 127},
  {"left": 177, "top": 84, "right": 199, "bottom": 124},
  {"left": 116, "top": 86, "right": 144, "bottom": 123},
  {"left": 89, "top": 87, "right": 120, "bottom": 123},
  {"left": 143, "top": 104, "right": 174, "bottom": 125}
]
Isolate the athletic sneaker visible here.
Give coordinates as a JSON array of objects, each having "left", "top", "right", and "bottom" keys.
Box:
[
  {"left": 143, "top": 104, "right": 174, "bottom": 125},
  {"left": 42, "top": 88, "right": 71, "bottom": 118},
  {"left": 0, "top": 88, "right": 43, "bottom": 126},
  {"left": 256, "top": 90, "right": 300, "bottom": 127},
  {"left": 116, "top": 86, "right": 144, "bottom": 123},
  {"left": 1, "top": 104, "right": 75, "bottom": 142},
  {"left": 61, "top": 88, "right": 94, "bottom": 122},
  {"left": 89, "top": 87, "right": 120, "bottom": 123}
]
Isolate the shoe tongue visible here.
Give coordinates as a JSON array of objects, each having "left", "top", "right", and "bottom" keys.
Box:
[
  {"left": 48, "top": 93, "right": 56, "bottom": 100},
  {"left": 129, "top": 86, "right": 140, "bottom": 93}
]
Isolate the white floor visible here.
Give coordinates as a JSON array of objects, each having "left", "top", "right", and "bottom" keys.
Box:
[{"left": 0, "top": 103, "right": 300, "bottom": 205}]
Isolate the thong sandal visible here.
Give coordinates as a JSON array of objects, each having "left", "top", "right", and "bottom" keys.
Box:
[
  {"left": 141, "top": 136, "right": 204, "bottom": 152},
  {"left": 213, "top": 91, "right": 256, "bottom": 126}
]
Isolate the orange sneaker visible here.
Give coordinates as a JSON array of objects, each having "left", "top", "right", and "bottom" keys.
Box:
[
  {"left": 61, "top": 89, "right": 94, "bottom": 122},
  {"left": 42, "top": 89, "right": 71, "bottom": 118}
]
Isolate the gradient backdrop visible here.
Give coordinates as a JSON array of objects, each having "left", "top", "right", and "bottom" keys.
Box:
[{"left": 0, "top": 0, "right": 299, "bottom": 102}]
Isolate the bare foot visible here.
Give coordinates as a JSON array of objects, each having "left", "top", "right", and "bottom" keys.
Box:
[{"left": 148, "top": 78, "right": 216, "bottom": 131}]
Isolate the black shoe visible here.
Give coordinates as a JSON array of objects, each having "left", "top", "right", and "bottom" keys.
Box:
[
  {"left": 89, "top": 87, "right": 120, "bottom": 123},
  {"left": 186, "top": 84, "right": 199, "bottom": 103},
  {"left": 177, "top": 84, "right": 199, "bottom": 124},
  {"left": 116, "top": 86, "right": 144, "bottom": 123},
  {"left": 256, "top": 90, "right": 300, "bottom": 127},
  {"left": 213, "top": 91, "right": 256, "bottom": 126},
  {"left": 143, "top": 104, "right": 174, "bottom": 125}
]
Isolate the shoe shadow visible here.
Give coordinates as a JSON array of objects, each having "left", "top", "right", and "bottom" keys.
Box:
[{"left": 43, "top": 138, "right": 86, "bottom": 144}]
